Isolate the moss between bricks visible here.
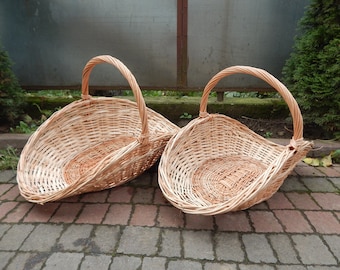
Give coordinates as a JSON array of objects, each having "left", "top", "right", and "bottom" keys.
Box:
[{"left": 24, "top": 95, "right": 289, "bottom": 122}]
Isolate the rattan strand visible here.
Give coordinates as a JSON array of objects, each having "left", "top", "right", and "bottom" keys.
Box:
[
  {"left": 17, "top": 55, "right": 180, "bottom": 204},
  {"left": 158, "top": 66, "right": 313, "bottom": 215}
]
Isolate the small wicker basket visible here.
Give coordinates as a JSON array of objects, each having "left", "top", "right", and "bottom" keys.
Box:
[
  {"left": 158, "top": 66, "right": 313, "bottom": 215},
  {"left": 17, "top": 55, "right": 179, "bottom": 204}
]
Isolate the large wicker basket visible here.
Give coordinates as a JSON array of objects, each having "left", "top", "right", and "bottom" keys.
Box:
[
  {"left": 17, "top": 55, "right": 179, "bottom": 204},
  {"left": 158, "top": 66, "right": 313, "bottom": 215}
]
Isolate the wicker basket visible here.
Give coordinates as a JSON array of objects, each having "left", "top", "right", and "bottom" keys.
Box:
[
  {"left": 158, "top": 66, "right": 313, "bottom": 215},
  {"left": 17, "top": 55, "right": 179, "bottom": 204}
]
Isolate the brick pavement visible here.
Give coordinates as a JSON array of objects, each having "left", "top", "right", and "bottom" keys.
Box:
[{"left": 0, "top": 162, "right": 339, "bottom": 269}]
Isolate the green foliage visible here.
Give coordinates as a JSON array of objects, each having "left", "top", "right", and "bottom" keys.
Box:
[
  {"left": 282, "top": 0, "right": 340, "bottom": 138},
  {"left": 0, "top": 44, "right": 26, "bottom": 124},
  {"left": 0, "top": 146, "right": 19, "bottom": 171}
]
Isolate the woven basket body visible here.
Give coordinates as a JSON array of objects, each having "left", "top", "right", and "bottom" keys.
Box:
[
  {"left": 17, "top": 55, "right": 179, "bottom": 204},
  {"left": 158, "top": 66, "right": 313, "bottom": 215}
]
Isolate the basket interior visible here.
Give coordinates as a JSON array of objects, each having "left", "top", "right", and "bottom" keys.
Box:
[
  {"left": 19, "top": 98, "right": 178, "bottom": 194},
  {"left": 163, "top": 115, "right": 286, "bottom": 206}
]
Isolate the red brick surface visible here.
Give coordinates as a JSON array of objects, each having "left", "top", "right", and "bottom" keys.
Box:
[
  {"left": 215, "top": 211, "right": 252, "bottom": 232},
  {"left": 24, "top": 203, "right": 60, "bottom": 223},
  {"left": 130, "top": 204, "right": 157, "bottom": 226},
  {"left": 274, "top": 210, "right": 313, "bottom": 233},
  {"left": 249, "top": 211, "right": 283, "bottom": 232},
  {"left": 305, "top": 211, "right": 340, "bottom": 234}
]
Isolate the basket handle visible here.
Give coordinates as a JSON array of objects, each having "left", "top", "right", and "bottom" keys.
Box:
[
  {"left": 199, "top": 66, "right": 304, "bottom": 140},
  {"left": 81, "top": 55, "right": 149, "bottom": 143}
]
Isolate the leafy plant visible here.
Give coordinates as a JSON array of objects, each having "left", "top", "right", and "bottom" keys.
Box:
[
  {"left": 10, "top": 121, "right": 37, "bottom": 134},
  {"left": 282, "top": 0, "right": 340, "bottom": 139},
  {"left": 0, "top": 146, "right": 19, "bottom": 170},
  {"left": 303, "top": 149, "right": 340, "bottom": 167},
  {"left": 180, "top": 112, "right": 193, "bottom": 119},
  {"left": 0, "top": 44, "right": 26, "bottom": 124}
]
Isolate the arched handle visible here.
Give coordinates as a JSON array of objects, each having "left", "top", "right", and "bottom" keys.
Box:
[
  {"left": 199, "top": 66, "right": 304, "bottom": 140},
  {"left": 82, "top": 55, "right": 149, "bottom": 143}
]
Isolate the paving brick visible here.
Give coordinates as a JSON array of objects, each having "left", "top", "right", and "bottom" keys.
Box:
[
  {"left": 248, "top": 201, "right": 268, "bottom": 210},
  {"left": 3, "top": 203, "right": 33, "bottom": 222},
  {"left": 130, "top": 204, "right": 157, "bottom": 226},
  {"left": 239, "top": 265, "right": 275, "bottom": 270},
  {"left": 215, "top": 232, "right": 244, "bottom": 262},
  {"left": 167, "top": 260, "right": 202, "bottom": 270},
  {"left": 110, "top": 255, "right": 142, "bottom": 270},
  {"left": 215, "top": 211, "right": 252, "bottom": 232},
  {"left": 266, "top": 192, "right": 294, "bottom": 209},
  {"left": 279, "top": 176, "right": 308, "bottom": 192},
  {"left": 57, "top": 224, "right": 93, "bottom": 252},
  {"left": 292, "top": 235, "right": 337, "bottom": 265},
  {"left": 0, "top": 185, "right": 20, "bottom": 200},
  {"left": 323, "top": 235, "right": 340, "bottom": 261},
  {"left": 0, "top": 184, "right": 13, "bottom": 196},
  {"left": 0, "top": 170, "right": 16, "bottom": 183},
  {"left": 328, "top": 177, "right": 340, "bottom": 189},
  {"left": 44, "top": 252, "right": 83, "bottom": 270},
  {"left": 102, "top": 204, "right": 132, "bottom": 225},
  {"left": 204, "top": 262, "right": 237, "bottom": 270},
  {"left": 157, "top": 206, "right": 184, "bottom": 228},
  {"left": 311, "top": 193, "right": 340, "bottom": 210},
  {"left": 23, "top": 203, "right": 60, "bottom": 222},
  {"left": 0, "top": 224, "right": 35, "bottom": 250},
  {"left": 242, "top": 234, "right": 277, "bottom": 263},
  {"left": 294, "top": 165, "right": 325, "bottom": 177},
  {"left": 304, "top": 211, "right": 340, "bottom": 234},
  {"left": 185, "top": 213, "right": 214, "bottom": 230},
  {"left": 49, "top": 203, "right": 83, "bottom": 223},
  {"left": 129, "top": 173, "right": 152, "bottom": 186},
  {"left": 117, "top": 226, "right": 160, "bottom": 256},
  {"left": 141, "top": 257, "right": 167, "bottom": 270},
  {"left": 80, "top": 254, "right": 112, "bottom": 270},
  {"left": 86, "top": 225, "right": 120, "bottom": 254},
  {"left": 159, "top": 229, "right": 181, "bottom": 257},
  {"left": 301, "top": 178, "right": 338, "bottom": 192},
  {"left": 249, "top": 211, "right": 283, "bottom": 233},
  {"left": 268, "top": 234, "right": 299, "bottom": 264},
  {"left": 316, "top": 166, "right": 340, "bottom": 177},
  {"left": 275, "top": 266, "right": 306, "bottom": 270},
  {"left": 132, "top": 187, "right": 154, "bottom": 204},
  {"left": 153, "top": 188, "right": 171, "bottom": 205},
  {"left": 107, "top": 186, "right": 134, "bottom": 203},
  {"left": 274, "top": 210, "right": 313, "bottom": 233},
  {"left": 0, "top": 251, "right": 15, "bottom": 269},
  {"left": 80, "top": 190, "right": 109, "bottom": 203},
  {"left": 307, "top": 266, "right": 339, "bottom": 270},
  {"left": 75, "top": 203, "right": 109, "bottom": 224},
  {"left": 20, "top": 224, "right": 64, "bottom": 252},
  {"left": 6, "top": 252, "right": 48, "bottom": 270},
  {"left": 0, "top": 201, "right": 18, "bottom": 220},
  {"left": 183, "top": 230, "right": 214, "bottom": 260},
  {"left": 0, "top": 224, "right": 11, "bottom": 238},
  {"left": 285, "top": 192, "right": 321, "bottom": 210}
]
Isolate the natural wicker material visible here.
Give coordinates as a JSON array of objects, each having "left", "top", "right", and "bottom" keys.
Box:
[
  {"left": 158, "top": 66, "right": 313, "bottom": 215},
  {"left": 17, "top": 55, "right": 179, "bottom": 204}
]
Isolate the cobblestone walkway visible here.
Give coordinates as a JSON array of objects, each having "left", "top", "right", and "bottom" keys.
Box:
[{"left": 0, "top": 162, "right": 339, "bottom": 269}]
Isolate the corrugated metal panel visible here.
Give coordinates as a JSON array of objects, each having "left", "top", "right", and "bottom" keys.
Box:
[
  {"left": 0, "top": 0, "right": 177, "bottom": 87},
  {"left": 0, "top": 0, "right": 309, "bottom": 89},
  {"left": 187, "top": 0, "right": 309, "bottom": 87}
]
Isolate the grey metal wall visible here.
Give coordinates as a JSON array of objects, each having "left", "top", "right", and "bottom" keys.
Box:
[
  {"left": 0, "top": 0, "right": 309, "bottom": 89},
  {"left": 188, "top": 0, "right": 310, "bottom": 88}
]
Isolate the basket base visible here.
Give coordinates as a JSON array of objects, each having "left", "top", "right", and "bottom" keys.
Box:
[
  {"left": 63, "top": 136, "right": 135, "bottom": 185},
  {"left": 192, "top": 156, "right": 266, "bottom": 204}
]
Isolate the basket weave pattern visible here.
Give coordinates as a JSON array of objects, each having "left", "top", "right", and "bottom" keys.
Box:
[
  {"left": 17, "top": 55, "right": 179, "bottom": 204},
  {"left": 158, "top": 66, "right": 313, "bottom": 215}
]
